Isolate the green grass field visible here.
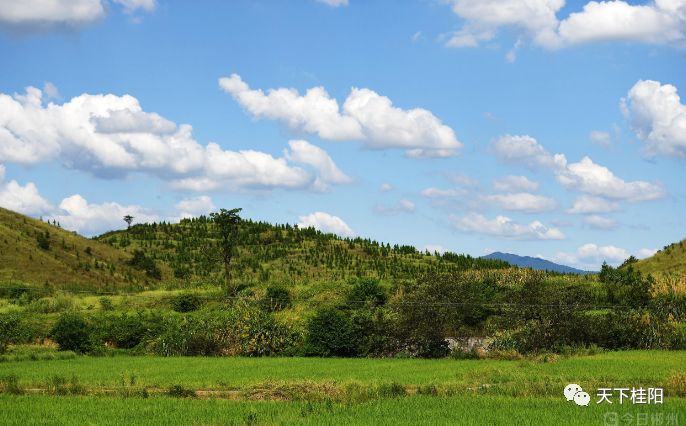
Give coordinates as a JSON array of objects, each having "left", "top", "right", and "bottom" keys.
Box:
[
  {"left": 1, "top": 351, "right": 685, "bottom": 425},
  {"left": 1, "top": 394, "right": 683, "bottom": 426}
]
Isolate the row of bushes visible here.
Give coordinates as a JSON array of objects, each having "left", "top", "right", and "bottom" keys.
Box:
[
  {"left": 3, "top": 267, "right": 685, "bottom": 358},
  {"left": 44, "top": 304, "right": 300, "bottom": 356}
]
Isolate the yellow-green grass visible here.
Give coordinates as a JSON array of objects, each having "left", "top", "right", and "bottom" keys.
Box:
[
  {"left": 1, "top": 351, "right": 684, "bottom": 398},
  {"left": 0, "top": 207, "right": 151, "bottom": 289},
  {"left": 1, "top": 394, "right": 684, "bottom": 426},
  {"left": 635, "top": 239, "right": 686, "bottom": 276}
]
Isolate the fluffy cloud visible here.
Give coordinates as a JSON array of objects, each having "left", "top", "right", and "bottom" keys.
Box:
[
  {"left": 0, "top": 166, "right": 53, "bottom": 215},
  {"left": 485, "top": 192, "right": 557, "bottom": 213},
  {"left": 568, "top": 195, "right": 620, "bottom": 214},
  {"left": 53, "top": 194, "right": 158, "bottom": 236},
  {"left": 556, "top": 157, "right": 665, "bottom": 201},
  {"left": 637, "top": 248, "right": 658, "bottom": 258},
  {"left": 554, "top": 243, "right": 658, "bottom": 269},
  {"left": 174, "top": 196, "right": 215, "bottom": 220},
  {"left": 493, "top": 134, "right": 665, "bottom": 202},
  {"left": 584, "top": 214, "right": 619, "bottom": 230},
  {"left": 492, "top": 134, "right": 567, "bottom": 170},
  {"left": 0, "top": 0, "right": 155, "bottom": 31},
  {"left": 557, "top": 0, "right": 686, "bottom": 46},
  {"left": 219, "top": 74, "right": 462, "bottom": 158},
  {"left": 622, "top": 79, "right": 686, "bottom": 158},
  {"left": 297, "top": 211, "right": 355, "bottom": 237},
  {"left": 284, "top": 139, "right": 352, "bottom": 190},
  {"left": 493, "top": 175, "right": 539, "bottom": 192},
  {"left": 0, "top": 86, "right": 349, "bottom": 192},
  {"left": 452, "top": 213, "right": 565, "bottom": 240},
  {"left": 375, "top": 199, "right": 416, "bottom": 215},
  {"left": 445, "top": 0, "right": 686, "bottom": 50},
  {"left": 446, "top": 0, "right": 563, "bottom": 48},
  {"left": 315, "top": 0, "right": 348, "bottom": 7}
]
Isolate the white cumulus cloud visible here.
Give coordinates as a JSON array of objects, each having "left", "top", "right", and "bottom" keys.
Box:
[
  {"left": 0, "top": 166, "right": 53, "bottom": 215},
  {"left": 0, "top": 0, "right": 155, "bottom": 31},
  {"left": 285, "top": 139, "right": 353, "bottom": 190},
  {"left": 452, "top": 213, "right": 565, "bottom": 240},
  {"left": 174, "top": 196, "right": 216, "bottom": 220},
  {"left": 622, "top": 79, "right": 686, "bottom": 158},
  {"left": 0, "top": 86, "right": 349, "bottom": 193},
  {"left": 556, "top": 156, "right": 665, "bottom": 201},
  {"left": 492, "top": 134, "right": 567, "bottom": 170},
  {"left": 493, "top": 134, "right": 665, "bottom": 202},
  {"left": 297, "top": 211, "right": 355, "bottom": 237},
  {"left": 53, "top": 194, "right": 158, "bottom": 236},
  {"left": 219, "top": 74, "right": 463, "bottom": 158},
  {"left": 445, "top": 0, "right": 686, "bottom": 50}
]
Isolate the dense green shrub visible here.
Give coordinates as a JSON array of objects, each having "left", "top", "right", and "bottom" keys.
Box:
[
  {"left": 93, "top": 312, "right": 148, "bottom": 349},
  {"left": 0, "top": 313, "right": 26, "bottom": 354},
  {"left": 50, "top": 312, "right": 92, "bottom": 353},
  {"left": 146, "top": 306, "right": 298, "bottom": 357},
  {"left": 600, "top": 263, "right": 653, "bottom": 307},
  {"left": 304, "top": 308, "right": 354, "bottom": 357},
  {"left": 347, "top": 279, "right": 387, "bottom": 308},
  {"left": 261, "top": 286, "right": 291, "bottom": 312},
  {"left": 170, "top": 293, "right": 203, "bottom": 313}
]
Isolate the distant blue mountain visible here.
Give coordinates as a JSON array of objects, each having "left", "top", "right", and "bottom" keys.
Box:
[{"left": 481, "top": 252, "right": 593, "bottom": 274}]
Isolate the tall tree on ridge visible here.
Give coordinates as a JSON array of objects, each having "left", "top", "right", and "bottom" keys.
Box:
[{"left": 210, "top": 208, "right": 242, "bottom": 295}]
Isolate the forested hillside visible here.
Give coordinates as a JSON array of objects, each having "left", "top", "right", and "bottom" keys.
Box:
[{"left": 96, "top": 215, "right": 509, "bottom": 286}]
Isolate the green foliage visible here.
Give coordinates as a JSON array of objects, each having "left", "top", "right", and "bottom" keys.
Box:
[
  {"left": 0, "top": 313, "right": 26, "bottom": 354},
  {"left": 304, "top": 308, "right": 355, "bottom": 357},
  {"left": 394, "top": 272, "right": 500, "bottom": 357},
  {"left": 93, "top": 312, "right": 148, "bottom": 349},
  {"left": 210, "top": 208, "right": 242, "bottom": 294},
  {"left": 50, "top": 312, "right": 93, "bottom": 353},
  {"left": 261, "top": 286, "right": 291, "bottom": 312},
  {"left": 128, "top": 249, "right": 162, "bottom": 280},
  {"left": 600, "top": 262, "right": 653, "bottom": 307},
  {"left": 170, "top": 293, "right": 203, "bottom": 313},
  {"left": 147, "top": 307, "right": 297, "bottom": 357},
  {"left": 347, "top": 279, "right": 387, "bottom": 307}
]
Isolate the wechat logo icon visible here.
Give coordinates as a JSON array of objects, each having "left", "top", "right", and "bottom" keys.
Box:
[{"left": 564, "top": 384, "right": 590, "bottom": 407}]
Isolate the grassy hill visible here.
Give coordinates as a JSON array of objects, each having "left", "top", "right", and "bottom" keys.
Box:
[
  {"left": 0, "top": 207, "right": 507, "bottom": 292},
  {"left": 634, "top": 239, "right": 686, "bottom": 276},
  {"left": 0, "top": 207, "right": 152, "bottom": 291},
  {"left": 95, "top": 215, "right": 508, "bottom": 287}
]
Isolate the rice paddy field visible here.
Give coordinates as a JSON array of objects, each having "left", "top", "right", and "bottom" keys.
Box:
[{"left": 1, "top": 350, "right": 685, "bottom": 425}]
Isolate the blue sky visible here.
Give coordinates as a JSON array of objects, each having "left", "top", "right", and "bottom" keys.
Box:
[{"left": 0, "top": 0, "right": 685, "bottom": 270}]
